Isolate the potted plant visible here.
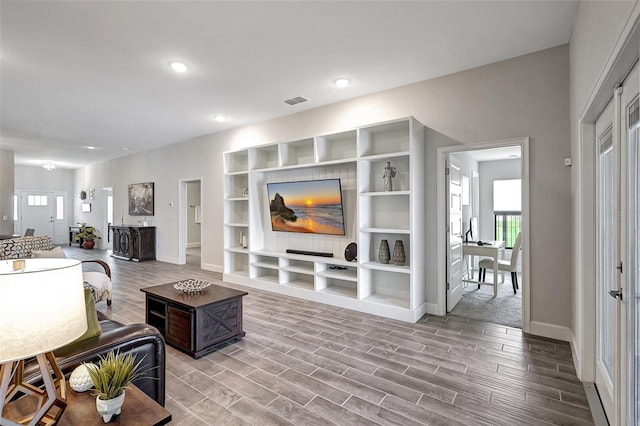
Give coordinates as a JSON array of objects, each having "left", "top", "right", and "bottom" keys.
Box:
[
  {"left": 85, "top": 350, "right": 152, "bottom": 423},
  {"left": 76, "top": 225, "right": 100, "bottom": 249}
]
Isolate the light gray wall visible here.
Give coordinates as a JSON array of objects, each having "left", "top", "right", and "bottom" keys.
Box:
[
  {"left": 15, "top": 164, "right": 76, "bottom": 228},
  {"left": 15, "top": 165, "right": 75, "bottom": 191},
  {"left": 569, "top": 1, "right": 637, "bottom": 374},
  {"left": 0, "top": 149, "right": 14, "bottom": 234},
  {"left": 478, "top": 159, "right": 522, "bottom": 241},
  {"left": 186, "top": 181, "right": 201, "bottom": 246},
  {"left": 73, "top": 44, "right": 571, "bottom": 327}
]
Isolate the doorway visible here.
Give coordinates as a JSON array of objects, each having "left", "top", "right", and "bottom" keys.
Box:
[
  {"left": 178, "top": 178, "right": 202, "bottom": 266},
  {"left": 17, "top": 190, "right": 68, "bottom": 244},
  {"left": 437, "top": 138, "right": 530, "bottom": 331},
  {"left": 102, "top": 187, "right": 113, "bottom": 251}
]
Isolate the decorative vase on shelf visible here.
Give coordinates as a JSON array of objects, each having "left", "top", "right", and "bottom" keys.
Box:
[
  {"left": 393, "top": 240, "right": 406, "bottom": 265},
  {"left": 378, "top": 239, "right": 390, "bottom": 264}
]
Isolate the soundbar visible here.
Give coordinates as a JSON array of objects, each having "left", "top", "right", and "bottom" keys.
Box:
[{"left": 286, "top": 249, "right": 333, "bottom": 258}]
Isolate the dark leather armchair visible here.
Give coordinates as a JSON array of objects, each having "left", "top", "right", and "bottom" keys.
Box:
[{"left": 24, "top": 316, "right": 166, "bottom": 406}]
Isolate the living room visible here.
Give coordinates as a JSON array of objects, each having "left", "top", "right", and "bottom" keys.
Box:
[{"left": 1, "top": 1, "right": 639, "bottom": 425}]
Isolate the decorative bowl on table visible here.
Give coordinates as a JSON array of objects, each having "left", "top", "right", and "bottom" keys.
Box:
[{"left": 173, "top": 279, "right": 211, "bottom": 293}]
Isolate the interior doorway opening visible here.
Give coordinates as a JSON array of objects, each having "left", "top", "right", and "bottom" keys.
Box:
[
  {"left": 437, "top": 138, "right": 530, "bottom": 331},
  {"left": 178, "top": 178, "right": 202, "bottom": 266}
]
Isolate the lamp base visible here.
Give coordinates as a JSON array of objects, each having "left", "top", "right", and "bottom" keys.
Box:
[{"left": 0, "top": 352, "right": 67, "bottom": 426}]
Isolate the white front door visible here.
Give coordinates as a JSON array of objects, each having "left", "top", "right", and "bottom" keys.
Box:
[
  {"left": 447, "top": 159, "right": 463, "bottom": 311},
  {"left": 20, "top": 191, "right": 55, "bottom": 239}
]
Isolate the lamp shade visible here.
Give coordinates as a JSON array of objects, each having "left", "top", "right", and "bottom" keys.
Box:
[{"left": 0, "top": 258, "right": 88, "bottom": 363}]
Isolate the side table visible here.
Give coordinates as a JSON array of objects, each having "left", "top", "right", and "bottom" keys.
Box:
[{"left": 4, "top": 383, "right": 171, "bottom": 426}]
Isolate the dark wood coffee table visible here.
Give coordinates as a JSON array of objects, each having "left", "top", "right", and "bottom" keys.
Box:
[
  {"left": 4, "top": 383, "right": 171, "bottom": 426},
  {"left": 141, "top": 281, "right": 248, "bottom": 358}
]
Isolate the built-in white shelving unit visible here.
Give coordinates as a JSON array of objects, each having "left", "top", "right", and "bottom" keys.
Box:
[{"left": 223, "top": 117, "right": 426, "bottom": 322}]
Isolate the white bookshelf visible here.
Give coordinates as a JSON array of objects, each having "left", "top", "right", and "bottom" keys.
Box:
[{"left": 223, "top": 117, "right": 427, "bottom": 322}]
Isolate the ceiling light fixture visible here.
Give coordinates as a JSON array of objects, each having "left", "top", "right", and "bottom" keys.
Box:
[
  {"left": 335, "top": 78, "right": 350, "bottom": 88},
  {"left": 121, "top": 147, "right": 129, "bottom": 151},
  {"left": 42, "top": 161, "right": 56, "bottom": 172},
  {"left": 86, "top": 146, "right": 96, "bottom": 150},
  {"left": 170, "top": 62, "right": 188, "bottom": 73},
  {"left": 213, "top": 115, "right": 227, "bottom": 123}
]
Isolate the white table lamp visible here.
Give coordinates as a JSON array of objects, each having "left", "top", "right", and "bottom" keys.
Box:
[{"left": 0, "top": 258, "right": 88, "bottom": 426}]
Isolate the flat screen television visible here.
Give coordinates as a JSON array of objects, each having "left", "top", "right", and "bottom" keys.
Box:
[{"left": 267, "top": 179, "right": 346, "bottom": 235}]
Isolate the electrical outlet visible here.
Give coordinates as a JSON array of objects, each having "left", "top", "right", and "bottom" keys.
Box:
[{"left": 564, "top": 158, "right": 572, "bottom": 166}]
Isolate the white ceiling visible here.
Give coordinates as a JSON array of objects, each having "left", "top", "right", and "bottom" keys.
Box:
[{"left": 0, "top": 1, "right": 576, "bottom": 169}]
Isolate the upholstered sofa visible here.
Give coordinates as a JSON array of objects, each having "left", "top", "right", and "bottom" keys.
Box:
[
  {"left": 0, "top": 235, "right": 113, "bottom": 305},
  {"left": 0, "top": 235, "right": 53, "bottom": 259},
  {"left": 24, "top": 313, "right": 167, "bottom": 406}
]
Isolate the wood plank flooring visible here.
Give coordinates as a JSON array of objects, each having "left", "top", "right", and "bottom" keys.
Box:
[{"left": 68, "top": 247, "right": 594, "bottom": 425}]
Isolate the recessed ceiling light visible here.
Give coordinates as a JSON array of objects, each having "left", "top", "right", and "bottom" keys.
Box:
[
  {"left": 170, "top": 62, "right": 188, "bottom": 73},
  {"left": 213, "top": 115, "right": 227, "bottom": 123},
  {"left": 86, "top": 146, "right": 96, "bottom": 150},
  {"left": 121, "top": 147, "right": 129, "bottom": 151},
  {"left": 335, "top": 78, "right": 350, "bottom": 88}
]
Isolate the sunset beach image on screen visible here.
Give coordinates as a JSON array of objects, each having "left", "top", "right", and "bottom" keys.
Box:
[{"left": 267, "top": 179, "right": 345, "bottom": 235}]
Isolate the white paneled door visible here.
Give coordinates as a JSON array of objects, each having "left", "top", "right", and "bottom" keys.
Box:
[
  {"left": 20, "top": 191, "right": 55, "bottom": 239},
  {"left": 621, "top": 63, "right": 638, "bottom": 426},
  {"left": 595, "top": 98, "right": 617, "bottom": 421},
  {"left": 595, "top": 61, "right": 638, "bottom": 426},
  {"left": 447, "top": 159, "right": 463, "bottom": 311}
]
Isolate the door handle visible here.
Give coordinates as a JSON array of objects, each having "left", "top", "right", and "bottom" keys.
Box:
[{"left": 608, "top": 289, "right": 623, "bottom": 300}]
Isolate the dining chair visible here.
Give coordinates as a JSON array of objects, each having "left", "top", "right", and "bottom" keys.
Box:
[
  {"left": 24, "top": 228, "right": 35, "bottom": 236},
  {"left": 478, "top": 231, "right": 522, "bottom": 294}
]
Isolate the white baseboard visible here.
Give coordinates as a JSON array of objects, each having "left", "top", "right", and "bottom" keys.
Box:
[
  {"left": 529, "top": 321, "right": 572, "bottom": 342},
  {"left": 571, "top": 333, "right": 582, "bottom": 381},
  {"left": 156, "top": 256, "right": 180, "bottom": 264},
  {"left": 202, "top": 263, "right": 223, "bottom": 273},
  {"left": 424, "top": 302, "right": 444, "bottom": 316},
  {"left": 186, "top": 242, "right": 201, "bottom": 248}
]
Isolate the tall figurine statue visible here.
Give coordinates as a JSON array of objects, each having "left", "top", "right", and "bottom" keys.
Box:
[{"left": 382, "top": 161, "right": 396, "bottom": 191}]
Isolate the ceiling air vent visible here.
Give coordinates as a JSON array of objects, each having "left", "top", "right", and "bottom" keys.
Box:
[{"left": 284, "top": 96, "right": 308, "bottom": 106}]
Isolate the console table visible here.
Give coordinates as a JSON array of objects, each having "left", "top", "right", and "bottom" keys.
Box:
[
  {"left": 68, "top": 226, "right": 83, "bottom": 247},
  {"left": 4, "top": 383, "right": 171, "bottom": 426},
  {"left": 111, "top": 225, "right": 156, "bottom": 261},
  {"left": 141, "top": 281, "right": 248, "bottom": 358}
]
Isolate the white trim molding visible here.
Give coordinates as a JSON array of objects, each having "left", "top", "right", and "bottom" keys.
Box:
[
  {"left": 202, "top": 263, "right": 223, "bottom": 273},
  {"left": 530, "top": 321, "right": 572, "bottom": 342}
]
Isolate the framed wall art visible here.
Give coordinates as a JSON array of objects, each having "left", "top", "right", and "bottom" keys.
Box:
[{"left": 128, "top": 182, "right": 154, "bottom": 216}]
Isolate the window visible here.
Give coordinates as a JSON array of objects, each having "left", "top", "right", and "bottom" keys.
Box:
[
  {"left": 56, "top": 196, "right": 64, "bottom": 220},
  {"left": 493, "top": 179, "right": 522, "bottom": 248},
  {"left": 27, "top": 194, "right": 48, "bottom": 206},
  {"left": 493, "top": 179, "right": 521, "bottom": 211}
]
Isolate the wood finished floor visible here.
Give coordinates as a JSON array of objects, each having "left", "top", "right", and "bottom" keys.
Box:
[{"left": 68, "top": 247, "right": 594, "bottom": 425}]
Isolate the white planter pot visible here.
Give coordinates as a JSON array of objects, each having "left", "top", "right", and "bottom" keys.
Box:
[{"left": 95, "top": 390, "right": 125, "bottom": 423}]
